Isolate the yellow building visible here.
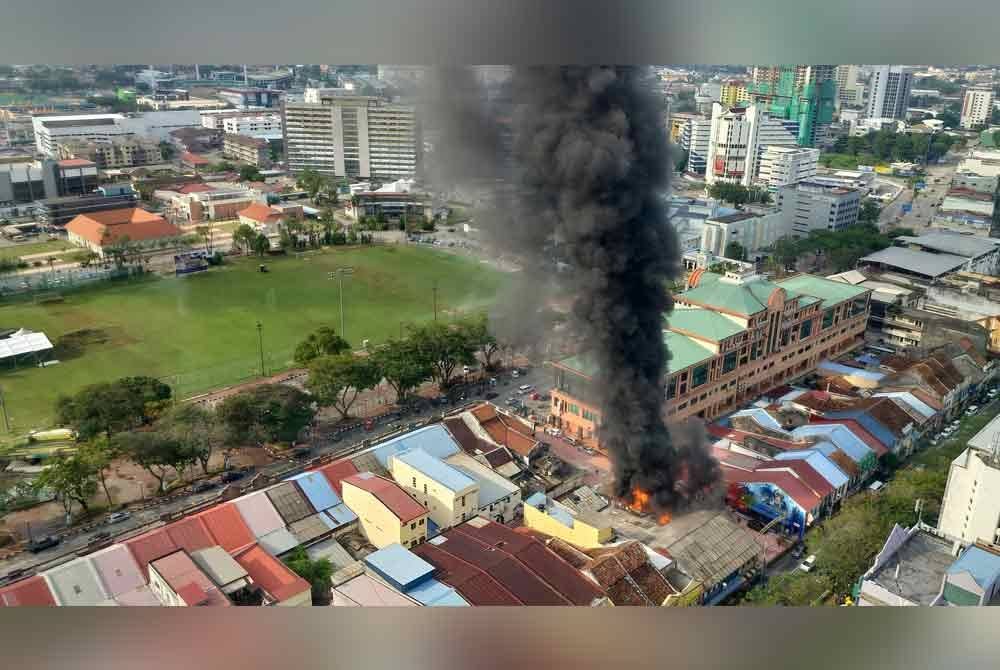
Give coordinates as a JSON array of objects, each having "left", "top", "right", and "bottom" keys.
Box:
[
  {"left": 341, "top": 472, "right": 430, "bottom": 549},
  {"left": 523, "top": 493, "right": 612, "bottom": 549},
  {"left": 389, "top": 448, "right": 479, "bottom": 531},
  {"left": 720, "top": 81, "right": 750, "bottom": 106}
]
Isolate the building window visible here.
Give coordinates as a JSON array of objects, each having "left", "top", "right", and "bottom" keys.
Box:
[
  {"left": 411, "top": 522, "right": 417, "bottom": 530},
  {"left": 461, "top": 496, "right": 466, "bottom": 507},
  {"left": 419, "top": 518, "right": 424, "bottom": 525},
  {"left": 822, "top": 310, "right": 834, "bottom": 330},
  {"left": 800, "top": 320, "right": 813, "bottom": 339},
  {"left": 412, "top": 477, "right": 417, "bottom": 487},
  {"left": 692, "top": 364, "right": 709, "bottom": 388},
  {"left": 722, "top": 351, "right": 738, "bottom": 374},
  {"left": 423, "top": 483, "right": 427, "bottom": 494}
]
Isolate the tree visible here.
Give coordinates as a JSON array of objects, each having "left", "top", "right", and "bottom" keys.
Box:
[
  {"left": 724, "top": 241, "right": 746, "bottom": 261},
  {"left": 858, "top": 199, "right": 881, "bottom": 225},
  {"left": 158, "top": 403, "right": 225, "bottom": 474},
  {"left": 79, "top": 438, "right": 117, "bottom": 507},
  {"left": 232, "top": 223, "right": 257, "bottom": 255},
  {"left": 294, "top": 326, "right": 351, "bottom": 366},
  {"left": 217, "top": 384, "right": 316, "bottom": 446},
  {"left": 307, "top": 354, "right": 381, "bottom": 419},
  {"left": 113, "top": 430, "right": 193, "bottom": 494},
  {"left": 938, "top": 109, "right": 960, "bottom": 129},
  {"left": 296, "top": 168, "right": 326, "bottom": 201},
  {"left": 407, "top": 321, "right": 478, "bottom": 387},
  {"left": 283, "top": 546, "right": 333, "bottom": 605},
  {"left": 251, "top": 232, "right": 270, "bottom": 256},
  {"left": 239, "top": 165, "right": 262, "bottom": 182},
  {"left": 159, "top": 142, "right": 176, "bottom": 161},
  {"left": 674, "top": 150, "right": 688, "bottom": 173},
  {"left": 195, "top": 225, "right": 212, "bottom": 253},
  {"left": 55, "top": 376, "right": 171, "bottom": 440},
  {"left": 33, "top": 453, "right": 99, "bottom": 519},
  {"left": 457, "top": 313, "right": 501, "bottom": 371},
  {"left": 370, "top": 338, "right": 433, "bottom": 404}
]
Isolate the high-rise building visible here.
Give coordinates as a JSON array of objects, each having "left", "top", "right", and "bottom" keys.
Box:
[
  {"left": 834, "top": 65, "right": 862, "bottom": 108},
  {"left": 866, "top": 66, "right": 913, "bottom": 120},
  {"left": 938, "top": 418, "right": 1000, "bottom": 545},
  {"left": 704, "top": 103, "right": 799, "bottom": 187},
  {"left": 747, "top": 65, "right": 837, "bottom": 147},
  {"left": 758, "top": 146, "right": 820, "bottom": 190},
  {"left": 282, "top": 90, "right": 418, "bottom": 180},
  {"left": 720, "top": 80, "right": 750, "bottom": 106},
  {"left": 680, "top": 115, "right": 712, "bottom": 176},
  {"left": 961, "top": 87, "right": 995, "bottom": 129}
]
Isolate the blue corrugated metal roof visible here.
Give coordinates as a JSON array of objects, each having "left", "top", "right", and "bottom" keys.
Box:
[
  {"left": 364, "top": 543, "right": 435, "bottom": 591},
  {"left": 874, "top": 392, "right": 936, "bottom": 419},
  {"left": 775, "top": 450, "right": 850, "bottom": 490},
  {"left": 449, "top": 463, "right": 517, "bottom": 508},
  {"left": 948, "top": 546, "right": 1000, "bottom": 589},
  {"left": 525, "top": 492, "right": 546, "bottom": 507},
  {"left": 287, "top": 471, "right": 342, "bottom": 512},
  {"left": 792, "top": 424, "right": 874, "bottom": 464},
  {"left": 824, "top": 411, "right": 897, "bottom": 448},
  {"left": 392, "top": 448, "right": 477, "bottom": 492},
  {"left": 372, "top": 424, "right": 461, "bottom": 467},
  {"left": 326, "top": 503, "right": 357, "bottom": 527},
  {"left": 406, "top": 578, "right": 469, "bottom": 606}
]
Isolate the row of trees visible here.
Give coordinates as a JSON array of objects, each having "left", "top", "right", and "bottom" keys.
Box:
[
  {"left": 766, "top": 222, "right": 893, "bottom": 274},
  {"left": 824, "top": 128, "right": 964, "bottom": 168},
  {"left": 707, "top": 182, "right": 772, "bottom": 206},
  {"left": 298, "top": 315, "right": 500, "bottom": 419},
  {"left": 42, "top": 377, "right": 316, "bottom": 517}
]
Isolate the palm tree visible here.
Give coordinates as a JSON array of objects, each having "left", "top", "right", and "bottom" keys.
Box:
[{"left": 195, "top": 225, "right": 211, "bottom": 254}]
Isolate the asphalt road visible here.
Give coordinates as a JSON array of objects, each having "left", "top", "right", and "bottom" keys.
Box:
[
  {"left": 0, "top": 364, "right": 555, "bottom": 579},
  {"left": 879, "top": 162, "right": 958, "bottom": 232}
]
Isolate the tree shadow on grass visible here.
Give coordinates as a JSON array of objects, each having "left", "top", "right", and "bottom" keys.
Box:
[{"left": 52, "top": 328, "right": 111, "bottom": 361}]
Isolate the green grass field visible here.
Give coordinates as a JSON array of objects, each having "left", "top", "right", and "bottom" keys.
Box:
[
  {"left": 0, "top": 246, "right": 505, "bottom": 432},
  {"left": 0, "top": 239, "right": 74, "bottom": 262}
]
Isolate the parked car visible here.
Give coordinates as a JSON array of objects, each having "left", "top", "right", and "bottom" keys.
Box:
[
  {"left": 545, "top": 426, "right": 562, "bottom": 437},
  {"left": 518, "top": 384, "right": 534, "bottom": 395},
  {"left": 485, "top": 391, "right": 499, "bottom": 400},
  {"left": 488, "top": 377, "right": 498, "bottom": 387},
  {"left": 27, "top": 536, "right": 61, "bottom": 553},
  {"left": 292, "top": 446, "right": 312, "bottom": 459},
  {"left": 791, "top": 545, "right": 804, "bottom": 560},
  {"left": 191, "top": 480, "right": 217, "bottom": 493},
  {"left": 799, "top": 555, "right": 817, "bottom": 573},
  {"left": 564, "top": 435, "right": 580, "bottom": 447},
  {"left": 220, "top": 470, "right": 247, "bottom": 483},
  {"left": 106, "top": 511, "right": 131, "bottom": 525}
]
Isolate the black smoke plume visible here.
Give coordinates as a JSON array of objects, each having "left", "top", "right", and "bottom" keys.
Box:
[{"left": 425, "top": 66, "right": 719, "bottom": 509}]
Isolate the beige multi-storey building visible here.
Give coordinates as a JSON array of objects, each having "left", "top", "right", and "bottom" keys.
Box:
[
  {"left": 222, "top": 134, "right": 271, "bottom": 168},
  {"left": 56, "top": 137, "right": 161, "bottom": 169},
  {"left": 388, "top": 447, "right": 479, "bottom": 531},
  {"left": 550, "top": 269, "right": 871, "bottom": 445},
  {"left": 283, "top": 90, "right": 417, "bottom": 179},
  {"left": 960, "top": 87, "right": 995, "bottom": 129}
]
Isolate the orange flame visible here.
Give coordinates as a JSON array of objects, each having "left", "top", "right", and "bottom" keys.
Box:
[
  {"left": 629, "top": 487, "right": 651, "bottom": 512},
  {"left": 657, "top": 512, "right": 672, "bottom": 526}
]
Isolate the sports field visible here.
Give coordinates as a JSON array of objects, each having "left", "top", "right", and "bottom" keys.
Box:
[{"left": 0, "top": 246, "right": 505, "bottom": 432}]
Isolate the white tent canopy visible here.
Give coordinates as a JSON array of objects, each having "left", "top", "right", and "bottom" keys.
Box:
[{"left": 0, "top": 329, "right": 53, "bottom": 361}]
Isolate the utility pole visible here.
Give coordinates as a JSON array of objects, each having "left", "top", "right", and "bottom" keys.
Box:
[
  {"left": 256, "top": 321, "right": 265, "bottom": 377},
  {"left": 329, "top": 267, "right": 354, "bottom": 341},
  {"left": 432, "top": 280, "right": 439, "bottom": 322},
  {"left": 0, "top": 386, "right": 9, "bottom": 432}
]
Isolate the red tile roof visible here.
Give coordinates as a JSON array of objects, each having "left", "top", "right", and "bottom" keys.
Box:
[
  {"left": 470, "top": 404, "right": 540, "bottom": 458},
  {"left": 0, "top": 575, "right": 57, "bottom": 607},
  {"left": 196, "top": 503, "right": 256, "bottom": 554},
  {"left": 443, "top": 416, "right": 498, "bottom": 455},
  {"left": 730, "top": 469, "right": 823, "bottom": 513},
  {"left": 181, "top": 151, "right": 210, "bottom": 166},
  {"left": 412, "top": 519, "right": 603, "bottom": 606},
  {"left": 706, "top": 425, "right": 802, "bottom": 451},
  {"left": 66, "top": 208, "right": 180, "bottom": 247},
  {"left": 149, "top": 550, "right": 230, "bottom": 607},
  {"left": 57, "top": 158, "right": 96, "bottom": 168},
  {"left": 754, "top": 459, "right": 835, "bottom": 498},
  {"left": 165, "top": 515, "right": 216, "bottom": 553},
  {"left": 315, "top": 459, "right": 359, "bottom": 495},
  {"left": 176, "top": 183, "right": 215, "bottom": 194},
  {"left": 711, "top": 446, "right": 764, "bottom": 471},
  {"left": 342, "top": 473, "right": 427, "bottom": 523},
  {"left": 124, "top": 528, "right": 180, "bottom": 574},
  {"left": 238, "top": 201, "right": 283, "bottom": 224},
  {"left": 234, "top": 544, "right": 310, "bottom": 603}
]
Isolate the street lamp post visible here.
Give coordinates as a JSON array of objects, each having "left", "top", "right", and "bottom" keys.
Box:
[
  {"left": 256, "top": 321, "right": 265, "bottom": 377},
  {"left": 328, "top": 267, "right": 354, "bottom": 340}
]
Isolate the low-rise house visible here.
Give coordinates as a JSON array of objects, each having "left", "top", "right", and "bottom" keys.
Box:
[
  {"left": 341, "top": 472, "right": 429, "bottom": 549},
  {"left": 362, "top": 543, "right": 468, "bottom": 606},
  {"left": 389, "top": 447, "right": 479, "bottom": 532},
  {"left": 232, "top": 544, "right": 312, "bottom": 606},
  {"left": 148, "top": 549, "right": 231, "bottom": 607},
  {"left": 523, "top": 492, "right": 613, "bottom": 549},
  {"left": 65, "top": 207, "right": 182, "bottom": 257}
]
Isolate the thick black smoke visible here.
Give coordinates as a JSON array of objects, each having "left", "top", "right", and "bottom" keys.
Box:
[{"left": 426, "top": 66, "right": 719, "bottom": 509}]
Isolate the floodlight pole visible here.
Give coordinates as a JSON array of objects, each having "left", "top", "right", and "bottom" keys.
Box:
[{"left": 256, "top": 321, "right": 265, "bottom": 377}]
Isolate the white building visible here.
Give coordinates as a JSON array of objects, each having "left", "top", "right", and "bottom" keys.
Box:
[
  {"left": 33, "top": 111, "right": 200, "bottom": 156},
  {"left": 866, "top": 66, "right": 913, "bottom": 120},
  {"left": 283, "top": 91, "right": 417, "bottom": 179},
  {"left": 699, "top": 208, "right": 790, "bottom": 259},
  {"left": 776, "top": 181, "right": 861, "bottom": 235},
  {"left": 961, "top": 88, "right": 995, "bottom": 129},
  {"left": 221, "top": 114, "right": 282, "bottom": 137},
  {"left": 680, "top": 116, "right": 712, "bottom": 176},
  {"left": 958, "top": 150, "right": 1000, "bottom": 179},
  {"left": 939, "top": 427, "right": 1000, "bottom": 546},
  {"left": 757, "top": 146, "right": 820, "bottom": 190},
  {"left": 704, "top": 103, "right": 799, "bottom": 187}
]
